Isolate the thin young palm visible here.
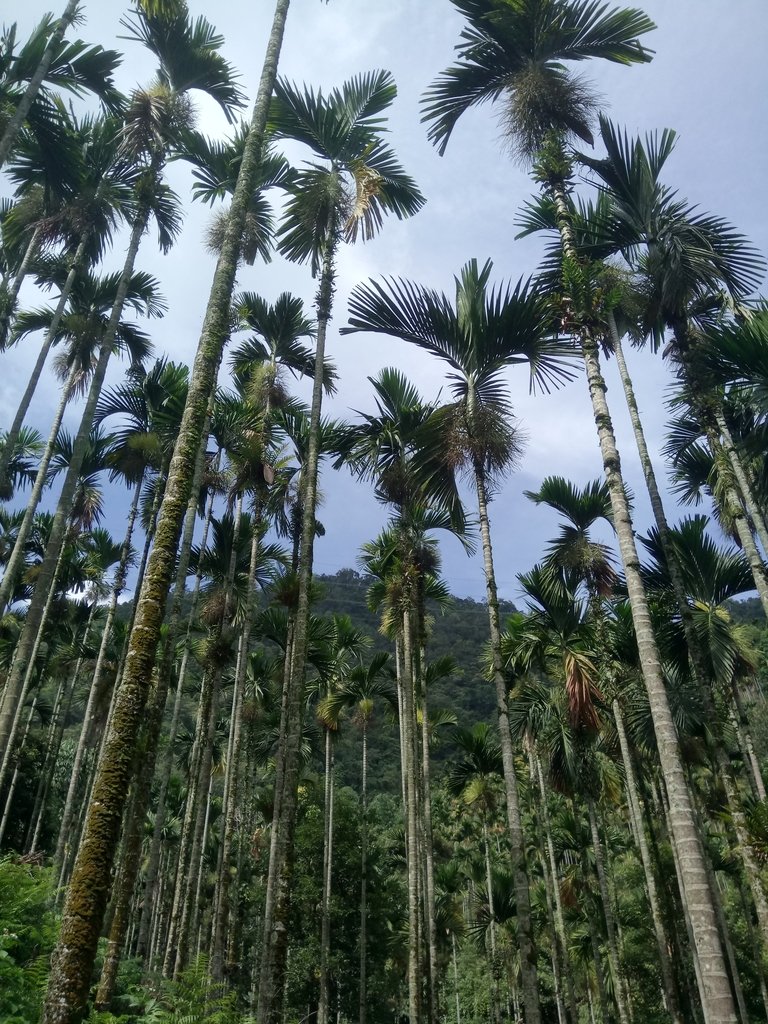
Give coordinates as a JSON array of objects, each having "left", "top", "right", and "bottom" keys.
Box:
[{"left": 255, "top": 69, "right": 424, "bottom": 1024}]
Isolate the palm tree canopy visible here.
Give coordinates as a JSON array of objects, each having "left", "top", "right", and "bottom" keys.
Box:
[
  {"left": 344, "top": 257, "right": 575, "bottom": 400},
  {"left": 422, "top": 0, "right": 655, "bottom": 157},
  {"left": 270, "top": 70, "right": 425, "bottom": 273},
  {"left": 525, "top": 475, "right": 616, "bottom": 595},
  {"left": 119, "top": 5, "right": 246, "bottom": 121}
]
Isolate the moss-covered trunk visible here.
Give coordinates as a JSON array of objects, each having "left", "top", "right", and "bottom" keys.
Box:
[{"left": 40, "top": 4, "right": 291, "bottom": 1017}]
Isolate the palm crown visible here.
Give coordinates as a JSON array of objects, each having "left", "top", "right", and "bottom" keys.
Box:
[
  {"left": 422, "top": 0, "right": 655, "bottom": 159},
  {"left": 270, "top": 70, "right": 425, "bottom": 274}
]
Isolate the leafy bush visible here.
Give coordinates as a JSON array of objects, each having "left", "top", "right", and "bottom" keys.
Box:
[{"left": 0, "top": 855, "right": 57, "bottom": 1024}]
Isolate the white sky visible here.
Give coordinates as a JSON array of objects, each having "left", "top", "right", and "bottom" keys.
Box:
[{"left": 2, "top": 0, "right": 767, "bottom": 603}]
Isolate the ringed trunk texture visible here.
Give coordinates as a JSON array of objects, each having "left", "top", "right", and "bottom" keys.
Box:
[
  {"left": 613, "top": 701, "right": 682, "bottom": 1024},
  {"left": 472, "top": 458, "right": 541, "bottom": 1024},
  {"left": 402, "top": 608, "right": 423, "bottom": 1024},
  {"left": 714, "top": 408, "right": 768, "bottom": 558},
  {"left": 552, "top": 183, "right": 736, "bottom": 1024},
  {"left": 580, "top": 329, "right": 735, "bottom": 1023},
  {"left": 40, "top": 3, "right": 290, "bottom": 1015}
]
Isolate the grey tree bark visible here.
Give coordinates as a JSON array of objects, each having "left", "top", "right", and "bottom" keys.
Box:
[{"left": 551, "top": 186, "right": 736, "bottom": 1024}]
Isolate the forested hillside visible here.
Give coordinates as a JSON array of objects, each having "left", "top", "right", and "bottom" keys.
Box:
[{"left": 2, "top": 3, "right": 768, "bottom": 1024}]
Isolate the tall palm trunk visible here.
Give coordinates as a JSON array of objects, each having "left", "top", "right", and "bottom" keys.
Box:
[
  {"left": 257, "top": 231, "right": 338, "bottom": 1023},
  {"left": 41, "top": 5, "right": 290, "bottom": 1017},
  {"left": 96, "top": 442, "right": 210, "bottom": 1004},
  {"left": 52, "top": 478, "right": 142, "bottom": 881},
  {"left": 359, "top": 717, "right": 369, "bottom": 1024},
  {"left": 533, "top": 752, "right": 578, "bottom": 1024},
  {"left": 25, "top": 600, "right": 96, "bottom": 854},
  {"left": 0, "top": 227, "right": 91, "bottom": 492},
  {"left": 0, "top": 213, "right": 147, "bottom": 766},
  {"left": 483, "top": 821, "right": 502, "bottom": 1024},
  {"left": 136, "top": 447, "right": 217, "bottom": 960},
  {"left": 0, "top": 536, "right": 69, "bottom": 794},
  {"left": 317, "top": 726, "right": 335, "bottom": 1024},
  {"left": 612, "top": 317, "right": 768, "bottom": 956},
  {"left": 0, "top": 360, "right": 78, "bottom": 614},
  {"left": 586, "top": 796, "right": 630, "bottom": 1024},
  {"left": 211, "top": 519, "right": 260, "bottom": 982},
  {"left": 417, "top": 628, "right": 439, "bottom": 1024},
  {"left": 551, "top": 184, "right": 737, "bottom": 1024},
  {"left": 471, "top": 455, "right": 541, "bottom": 1024},
  {"left": 613, "top": 701, "right": 682, "bottom": 1024},
  {"left": 0, "top": 0, "right": 80, "bottom": 168},
  {"left": 0, "top": 223, "right": 43, "bottom": 346},
  {"left": 401, "top": 606, "right": 423, "bottom": 1024},
  {"left": 714, "top": 408, "right": 768, "bottom": 557}
]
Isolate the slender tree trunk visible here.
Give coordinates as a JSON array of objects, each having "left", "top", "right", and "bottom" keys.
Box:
[
  {"left": 534, "top": 753, "right": 578, "bottom": 1024},
  {"left": 418, "top": 640, "right": 440, "bottom": 1024},
  {"left": 471, "top": 457, "right": 540, "bottom": 1024},
  {"left": 0, "top": 693, "right": 41, "bottom": 844},
  {"left": 402, "top": 607, "right": 422, "bottom": 1024},
  {"left": 52, "top": 479, "right": 143, "bottom": 881},
  {"left": 0, "top": 224, "right": 43, "bottom": 347},
  {"left": 714, "top": 408, "right": 768, "bottom": 557},
  {"left": 257, "top": 229, "right": 338, "bottom": 1023},
  {"left": 730, "top": 687, "right": 766, "bottom": 802},
  {"left": 359, "top": 720, "right": 369, "bottom": 1024},
  {"left": 0, "top": 228, "right": 89, "bottom": 492},
  {"left": 318, "top": 728, "right": 335, "bottom": 1024},
  {"left": 0, "top": 361, "right": 78, "bottom": 614},
  {"left": 451, "top": 932, "right": 462, "bottom": 1024},
  {"left": 95, "top": 435, "right": 213, "bottom": 1008},
  {"left": 554, "top": 211, "right": 737, "bottom": 1023},
  {"left": 212, "top": 501, "right": 262, "bottom": 981},
  {"left": 40, "top": 5, "right": 290, "bottom": 1016},
  {"left": 0, "top": 211, "right": 147, "bottom": 766},
  {"left": 136, "top": 445, "right": 216, "bottom": 961},
  {"left": 483, "top": 821, "right": 502, "bottom": 1024},
  {"left": 613, "top": 701, "right": 682, "bottom": 1024},
  {"left": 0, "top": 0, "right": 80, "bottom": 167},
  {"left": 587, "top": 796, "right": 630, "bottom": 1024},
  {"left": 0, "top": 538, "right": 68, "bottom": 795}
]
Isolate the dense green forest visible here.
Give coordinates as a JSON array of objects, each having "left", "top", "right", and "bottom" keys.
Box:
[{"left": 2, "top": 3, "right": 768, "bottom": 1024}]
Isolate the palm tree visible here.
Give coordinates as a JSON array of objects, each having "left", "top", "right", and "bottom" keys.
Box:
[
  {"left": 0, "top": 6, "right": 122, "bottom": 167},
  {"left": 319, "top": 650, "right": 394, "bottom": 1024},
  {"left": 0, "top": 111, "right": 137, "bottom": 490},
  {"left": 447, "top": 723, "right": 507, "bottom": 1022},
  {"left": 575, "top": 117, "right": 768, "bottom": 613},
  {"left": 0, "top": 273, "right": 161, "bottom": 775},
  {"left": 344, "top": 257, "right": 573, "bottom": 1024},
  {"left": 41, "top": 0, "right": 276, "bottom": 1013},
  {"left": 422, "top": 4, "right": 739, "bottom": 1018},
  {"left": 255, "top": 68, "right": 424, "bottom": 1024}
]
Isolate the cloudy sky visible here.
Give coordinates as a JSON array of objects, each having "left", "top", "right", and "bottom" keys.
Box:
[{"left": 3, "top": 0, "right": 767, "bottom": 603}]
